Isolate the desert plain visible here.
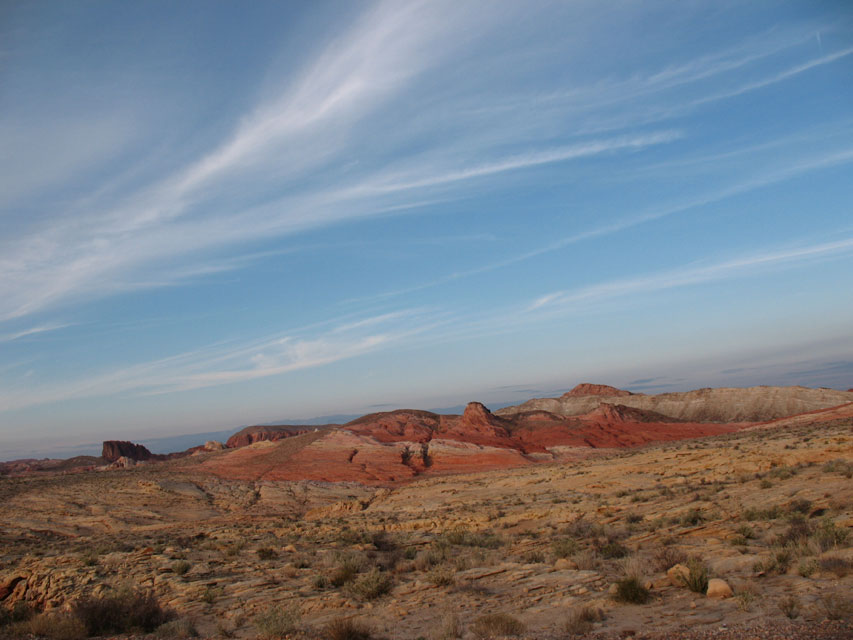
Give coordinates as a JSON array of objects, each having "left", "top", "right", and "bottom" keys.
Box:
[{"left": 0, "top": 384, "right": 851, "bottom": 640}]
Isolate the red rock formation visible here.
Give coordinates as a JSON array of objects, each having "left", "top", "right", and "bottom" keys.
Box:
[
  {"left": 562, "top": 383, "right": 633, "bottom": 398},
  {"left": 101, "top": 441, "right": 154, "bottom": 463},
  {"left": 225, "top": 425, "right": 331, "bottom": 448},
  {"left": 584, "top": 403, "right": 679, "bottom": 424},
  {"left": 0, "top": 576, "right": 25, "bottom": 601},
  {"left": 345, "top": 410, "right": 439, "bottom": 443}
]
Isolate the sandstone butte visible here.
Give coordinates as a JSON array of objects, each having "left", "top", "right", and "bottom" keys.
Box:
[
  {"left": 192, "top": 384, "right": 853, "bottom": 485},
  {"left": 3, "top": 383, "right": 852, "bottom": 486}
]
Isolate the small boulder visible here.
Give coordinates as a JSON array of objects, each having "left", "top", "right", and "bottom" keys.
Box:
[
  {"left": 554, "top": 558, "right": 578, "bottom": 571},
  {"left": 706, "top": 578, "right": 733, "bottom": 599},
  {"left": 667, "top": 563, "right": 690, "bottom": 587}
]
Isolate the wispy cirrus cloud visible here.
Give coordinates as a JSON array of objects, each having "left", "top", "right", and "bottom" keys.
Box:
[
  {"left": 346, "top": 141, "right": 853, "bottom": 305},
  {"left": 2, "top": 5, "right": 849, "bottom": 327},
  {"left": 529, "top": 236, "right": 853, "bottom": 312},
  {"left": 0, "top": 323, "right": 73, "bottom": 344},
  {"left": 0, "top": 308, "right": 443, "bottom": 412}
]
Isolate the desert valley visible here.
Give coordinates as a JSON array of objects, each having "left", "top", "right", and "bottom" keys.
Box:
[{"left": 1, "top": 383, "right": 851, "bottom": 640}]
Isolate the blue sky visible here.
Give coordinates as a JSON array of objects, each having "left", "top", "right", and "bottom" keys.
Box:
[{"left": 2, "top": 1, "right": 853, "bottom": 459}]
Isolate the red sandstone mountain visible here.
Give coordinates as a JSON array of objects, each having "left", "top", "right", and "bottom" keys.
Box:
[
  {"left": 225, "top": 424, "right": 334, "bottom": 448},
  {"left": 196, "top": 400, "right": 746, "bottom": 485},
  {"left": 561, "top": 383, "right": 635, "bottom": 398},
  {"left": 195, "top": 385, "right": 853, "bottom": 485}
]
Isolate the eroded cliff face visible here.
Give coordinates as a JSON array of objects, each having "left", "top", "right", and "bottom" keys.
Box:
[{"left": 101, "top": 441, "right": 154, "bottom": 463}]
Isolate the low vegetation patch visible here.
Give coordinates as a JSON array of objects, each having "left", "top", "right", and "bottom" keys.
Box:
[
  {"left": 680, "top": 557, "right": 709, "bottom": 594},
  {"left": 255, "top": 605, "right": 300, "bottom": 639},
  {"left": 72, "top": 588, "right": 174, "bottom": 636},
  {"left": 778, "top": 595, "right": 800, "bottom": 619},
  {"left": 614, "top": 576, "right": 650, "bottom": 604},
  {"left": 324, "top": 617, "right": 374, "bottom": 640},
  {"left": 471, "top": 613, "right": 525, "bottom": 639},
  {"left": 819, "top": 555, "right": 852, "bottom": 577},
  {"left": 346, "top": 568, "right": 392, "bottom": 600},
  {"left": 552, "top": 537, "right": 578, "bottom": 558},
  {"left": 562, "top": 605, "right": 604, "bottom": 636},
  {"left": 256, "top": 547, "right": 278, "bottom": 560},
  {"left": 439, "top": 527, "right": 502, "bottom": 549}
]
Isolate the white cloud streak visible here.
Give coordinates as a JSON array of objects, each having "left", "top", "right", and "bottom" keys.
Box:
[
  {"left": 0, "top": 309, "right": 443, "bottom": 412},
  {"left": 1, "top": 6, "right": 850, "bottom": 328},
  {"left": 346, "top": 144, "right": 853, "bottom": 304},
  {"left": 0, "top": 323, "right": 73, "bottom": 343},
  {"left": 529, "top": 236, "right": 853, "bottom": 311}
]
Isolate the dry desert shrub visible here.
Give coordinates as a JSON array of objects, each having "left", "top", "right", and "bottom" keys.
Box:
[
  {"left": 552, "top": 537, "right": 578, "bottom": 558},
  {"left": 573, "top": 549, "right": 601, "bottom": 571},
  {"left": 822, "top": 458, "right": 853, "bottom": 477},
  {"left": 679, "top": 557, "right": 709, "bottom": 594},
  {"left": 471, "top": 613, "right": 525, "bottom": 639},
  {"left": 73, "top": 588, "right": 174, "bottom": 635},
  {"left": 735, "top": 581, "right": 760, "bottom": 612},
  {"left": 324, "top": 617, "right": 374, "bottom": 640},
  {"left": 523, "top": 550, "right": 545, "bottom": 563},
  {"left": 427, "top": 565, "right": 456, "bottom": 587},
  {"left": 561, "top": 604, "right": 604, "bottom": 636},
  {"left": 620, "top": 556, "right": 650, "bottom": 582},
  {"left": 329, "top": 552, "right": 367, "bottom": 587},
  {"left": 257, "top": 547, "right": 278, "bottom": 560},
  {"left": 439, "top": 527, "right": 502, "bottom": 549},
  {"left": 814, "top": 518, "right": 849, "bottom": 551},
  {"left": 172, "top": 559, "right": 191, "bottom": 575},
  {"left": 14, "top": 612, "right": 86, "bottom": 640},
  {"left": 820, "top": 592, "right": 853, "bottom": 621},
  {"left": 653, "top": 545, "right": 686, "bottom": 572},
  {"left": 819, "top": 554, "right": 852, "bottom": 577},
  {"left": 797, "top": 557, "right": 818, "bottom": 577},
  {"left": 431, "top": 613, "right": 462, "bottom": 640},
  {"left": 254, "top": 605, "right": 300, "bottom": 639},
  {"left": 778, "top": 595, "right": 800, "bottom": 619},
  {"left": 594, "top": 539, "right": 630, "bottom": 559},
  {"left": 346, "top": 568, "right": 392, "bottom": 600},
  {"left": 613, "top": 576, "right": 650, "bottom": 604},
  {"left": 413, "top": 547, "right": 446, "bottom": 571},
  {"left": 154, "top": 618, "right": 199, "bottom": 639}
]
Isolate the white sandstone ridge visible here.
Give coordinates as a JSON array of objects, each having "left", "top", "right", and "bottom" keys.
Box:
[{"left": 495, "top": 384, "right": 853, "bottom": 423}]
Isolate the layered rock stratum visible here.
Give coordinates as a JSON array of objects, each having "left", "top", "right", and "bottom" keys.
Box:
[{"left": 496, "top": 383, "right": 853, "bottom": 422}]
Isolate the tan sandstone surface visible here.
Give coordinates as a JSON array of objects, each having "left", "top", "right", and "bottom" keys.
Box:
[{"left": 0, "top": 402, "right": 850, "bottom": 639}]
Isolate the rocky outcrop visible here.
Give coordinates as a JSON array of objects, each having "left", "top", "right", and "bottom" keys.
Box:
[
  {"left": 562, "top": 383, "right": 634, "bottom": 398},
  {"left": 225, "top": 424, "right": 331, "bottom": 448},
  {"left": 345, "top": 410, "right": 439, "bottom": 443},
  {"left": 584, "top": 402, "right": 679, "bottom": 424},
  {"left": 0, "top": 575, "right": 25, "bottom": 601},
  {"left": 101, "top": 441, "right": 154, "bottom": 463},
  {"left": 498, "top": 385, "right": 853, "bottom": 423}
]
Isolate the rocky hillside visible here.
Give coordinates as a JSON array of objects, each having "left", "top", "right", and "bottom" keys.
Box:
[
  {"left": 496, "top": 383, "right": 853, "bottom": 422},
  {"left": 196, "top": 401, "right": 745, "bottom": 485},
  {"left": 225, "top": 424, "right": 334, "bottom": 448}
]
